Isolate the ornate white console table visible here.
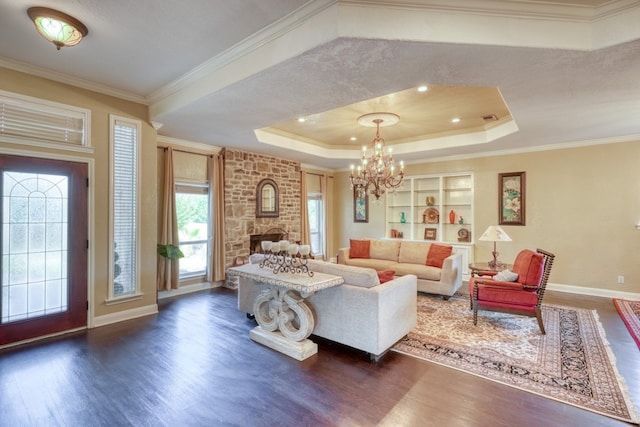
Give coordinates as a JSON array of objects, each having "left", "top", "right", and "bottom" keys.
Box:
[{"left": 228, "top": 263, "right": 344, "bottom": 360}]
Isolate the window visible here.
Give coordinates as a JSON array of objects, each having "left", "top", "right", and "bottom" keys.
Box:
[
  {"left": 0, "top": 89, "right": 90, "bottom": 150},
  {"left": 307, "top": 193, "right": 324, "bottom": 257},
  {"left": 1, "top": 171, "right": 69, "bottom": 322},
  {"left": 175, "top": 183, "right": 209, "bottom": 279},
  {"left": 109, "top": 116, "right": 140, "bottom": 298}
]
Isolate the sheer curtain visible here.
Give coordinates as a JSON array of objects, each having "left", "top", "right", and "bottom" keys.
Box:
[
  {"left": 208, "top": 153, "right": 226, "bottom": 282},
  {"left": 300, "top": 170, "right": 311, "bottom": 247},
  {"left": 157, "top": 147, "right": 179, "bottom": 290}
]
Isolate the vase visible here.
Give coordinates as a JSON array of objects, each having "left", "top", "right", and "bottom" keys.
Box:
[
  {"left": 449, "top": 210, "right": 455, "bottom": 224},
  {"left": 400, "top": 212, "right": 406, "bottom": 223}
]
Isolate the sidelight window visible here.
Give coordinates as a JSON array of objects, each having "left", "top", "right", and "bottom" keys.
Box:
[{"left": 109, "top": 116, "right": 140, "bottom": 298}]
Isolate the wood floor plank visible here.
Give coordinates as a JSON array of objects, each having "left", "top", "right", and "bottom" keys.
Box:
[{"left": 0, "top": 287, "right": 637, "bottom": 426}]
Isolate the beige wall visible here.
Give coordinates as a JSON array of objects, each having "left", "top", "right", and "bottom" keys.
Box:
[
  {"left": 333, "top": 140, "right": 640, "bottom": 294},
  {"left": 0, "top": 67, "right": 157, "bottom": 319}
]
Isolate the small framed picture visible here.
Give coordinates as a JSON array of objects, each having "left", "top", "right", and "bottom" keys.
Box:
[
  {"left": 424, "top": 228, "right": 437, "bottom": 240},
  {"left": 499, "top": 171, "right": 526, "bottom": 226},
  {"left": 353, "top": 187, "right": 368, "bottom": 223}
]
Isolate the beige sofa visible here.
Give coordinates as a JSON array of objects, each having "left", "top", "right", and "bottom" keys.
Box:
[
  {"left": 237, "top": 256, "right": 417, "bottom": 361},
  {"left": 337, "top": 239, "right": 463, "bottom": 299}
]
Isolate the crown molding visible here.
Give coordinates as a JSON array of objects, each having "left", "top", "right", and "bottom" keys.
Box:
[
  {"left": 342, "top": 0, "right": 637, "bottom": 22},
  {"left": 403, "top": 133, "right": 640, "bottom": 166},
  {"left": 333, "top": 133, "right": 640, "bottom": 171},
  {"left": 256, "top": 119, "right": 519, "bottom": 160},
  {"left": 0, "top": 57, "right": 148, "bottom": 104},
  {"left": 147, "top": 0, "right": 338, "bottom": 106}
]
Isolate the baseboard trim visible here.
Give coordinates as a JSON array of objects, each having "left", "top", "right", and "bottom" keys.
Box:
[
  {"left": 158, "top": 281, "right": 221, "bottom": 300},
  {"left": 547, "top": 282, "right": 640, "bottom": 300},
  {"left": 0, "top": 327, "right": 86, "bottom": 350},
  {"left": 93, "top": 304, "right": 158, "bottom": 328}
]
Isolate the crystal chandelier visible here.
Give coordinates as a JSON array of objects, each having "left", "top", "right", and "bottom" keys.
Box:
[{"left": 350, "top": 113, "right": 405, "bottom": 200}]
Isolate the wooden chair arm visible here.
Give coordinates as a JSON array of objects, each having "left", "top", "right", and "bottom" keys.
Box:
[{"left": 473, "top": 279, "right": 527, "bottom": 291}]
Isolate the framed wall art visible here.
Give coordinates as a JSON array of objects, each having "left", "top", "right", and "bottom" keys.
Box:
[
  {"left": 353, "top": 188, "right": 368, "bottom": 223},
  {"left": 424, "top": 228, "right": 437, "bottom": 240},
  {"left": 498, "top": 171, "right": 526, "bottom": 225}
]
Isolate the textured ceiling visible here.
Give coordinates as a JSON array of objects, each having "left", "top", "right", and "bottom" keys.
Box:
[{"left": 0, "top": 0, "right": 639, "bottom": 169}]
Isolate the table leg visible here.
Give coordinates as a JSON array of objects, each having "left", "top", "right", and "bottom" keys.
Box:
[{"left": 250, "top": 285, "right": 318, "bottom": 360}]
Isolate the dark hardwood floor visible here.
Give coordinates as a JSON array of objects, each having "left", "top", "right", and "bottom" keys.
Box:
[{"left": 0, "top": 287, "right": 638, "bottom": 427}]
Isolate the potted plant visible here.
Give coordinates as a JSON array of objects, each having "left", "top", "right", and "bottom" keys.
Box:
[{"left": 157, "top": 244, "right": 184, "bottom": 260}]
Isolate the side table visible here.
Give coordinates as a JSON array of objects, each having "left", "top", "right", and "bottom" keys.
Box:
[{"left": 468, "top": 262, "right": 513, "bottom": 277}]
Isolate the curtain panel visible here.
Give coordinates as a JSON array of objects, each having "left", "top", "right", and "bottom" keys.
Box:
[
  {"left": 208, "top": 154, "right": 226, "bottom": 282},
  {"left": 157, "top": 147, "right": 179, "bottom": 290}
]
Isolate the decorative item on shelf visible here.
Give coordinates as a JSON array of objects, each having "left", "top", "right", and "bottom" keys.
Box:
[
  {"left": 398, "top": 231, "right": 404, "bottom": 238},
  {"left": 425, "top": 207, "right": 439, "bottom": 224},
  {"left": 424, "top": 228, "right": 437, "bottom": 240},
  {"left": 458, "top": 228, "right": 471, "bottom": 242},
  {"left": 390, "top": 229, "right": 399, "bottom": 238},
  {"left": 400, "top": 212, "right": 406, "bottom": 223},
  {"left": 479, "top": 225, "right": 512, "bottom": 268},
  {"left": 349, "top": 113, "right": 404, "bottom": 201},
  {"left": 426, "top": 196, "right": 435, "bottom": 206},
  {"left": 458, "top": 216, "right": 464, "bottom": 224},
  {"left": 259, "top": 240, "right": 314, "bottom": 277},
  {"left": 449, "top": 210, "right": 455, "bottom": 224}
]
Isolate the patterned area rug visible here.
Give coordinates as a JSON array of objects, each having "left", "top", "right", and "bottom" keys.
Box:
[
  {"left": 392, "top": 294, "right": 639, "bottom": 424},
  {"left": 613, "top": 299, "right": 640, "bottom": 350}
]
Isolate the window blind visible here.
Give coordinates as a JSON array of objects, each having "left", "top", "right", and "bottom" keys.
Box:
[
  {"left": 0, "top": 93, "right": 86, "bottom": 146},
  {"left": 112, "top": 120, "right": 137, "bottom": 296}
]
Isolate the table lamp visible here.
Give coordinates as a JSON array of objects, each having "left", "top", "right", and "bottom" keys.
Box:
[{"left": 479, "top": 225, "right": 512, "bottom": 268}]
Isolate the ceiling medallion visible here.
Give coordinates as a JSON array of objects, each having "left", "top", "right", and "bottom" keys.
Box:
[
  {"left": 27, "top": 7, "right": 88, "bottom": 51},
  {"left": 350, "top": 112, "right": 404, "bottom": 201}
]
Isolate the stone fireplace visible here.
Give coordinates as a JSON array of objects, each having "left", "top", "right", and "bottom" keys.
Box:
[{"left": 223, "top": 149, "right": 301, "bottom": 275}]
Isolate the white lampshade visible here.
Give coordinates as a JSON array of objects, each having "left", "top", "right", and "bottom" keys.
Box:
[{"left": 479, "top": 225, "right": 512, "bottom": 242}]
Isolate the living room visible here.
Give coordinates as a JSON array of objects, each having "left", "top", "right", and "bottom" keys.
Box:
[{"left": 0, "top": 1, "right": 639, "bottom": 425}]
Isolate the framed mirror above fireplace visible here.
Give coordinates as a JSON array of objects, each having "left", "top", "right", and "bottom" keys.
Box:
[{"left": 256, "top": 178, "right": 279, "bottom": 218}]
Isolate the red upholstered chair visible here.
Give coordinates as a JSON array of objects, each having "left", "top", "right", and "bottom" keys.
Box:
[{"left": 469, "top": 249, "right": 555, "bottom": 334}]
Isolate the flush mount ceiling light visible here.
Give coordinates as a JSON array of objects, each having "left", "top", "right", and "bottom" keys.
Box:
[{"left": 27, "top": 7, "right": 88, "bottom": 50}]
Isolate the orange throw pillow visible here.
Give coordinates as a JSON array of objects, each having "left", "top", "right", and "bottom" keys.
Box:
[
  {"left": 426, "top": 244, "right": 453, "bottom": 268},
  {"left": 350, "top": 239, "right": 370, "bottom": 259},
  {"left": 377, "top": 270, "right": 396, "bottom": 283}
]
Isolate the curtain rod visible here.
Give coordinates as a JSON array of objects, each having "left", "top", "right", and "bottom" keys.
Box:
[
  {"left": 305, "top": 171, "right": 334, "bottom": 179},
  {"left": 159, "top": 146, "right": 214, "bottom": 158}
]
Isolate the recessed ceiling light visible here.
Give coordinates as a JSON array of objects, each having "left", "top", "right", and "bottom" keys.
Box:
[
  {"left": 297, "top": 117, "right": 306, "bottom": 123},
  {"left": 417, "top": 85, "right": 428, "bottom": 92},
  {"left": 350, "top": 136, "right": 357, "bottom": 141},
  {"left": 451, "top": 117, "right": 461, "bottom": 124}
]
